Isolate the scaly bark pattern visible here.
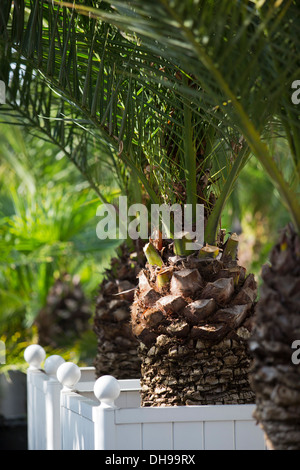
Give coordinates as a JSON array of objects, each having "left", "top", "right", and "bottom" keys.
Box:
[
  {"left": 131, "top": 241, "right": 257, "bottom": 406},
  {"left": 250, "top": 225, "right": 300, "bottom": 450},
  {"left": 35, "top": 274, "right": 91, "bottom": 348},
  {"left": 93, "top": 244, "right": 142, "bottom": 379}
]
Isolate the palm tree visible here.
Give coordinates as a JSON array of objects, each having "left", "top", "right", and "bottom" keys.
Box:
[
  {"left": 80, "top": 0, "right": 300, "bottom": 446},
  {"left": 0, "top": 1, "right": 261, "bottom": 404}
]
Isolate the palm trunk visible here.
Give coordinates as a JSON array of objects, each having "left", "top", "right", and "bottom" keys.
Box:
[
  {"left": 131, "top": 235, "right": 257, "bottom": 406},
  {"left": 93, "top": 243, "right": 143, "bottom": 379},
  {"left": 35, "top": 274, "right": 91, "bottom": 348},
  {"left": 249, "top": 224, "right": 300, "bottom": 450},
  {"left": 139, "top": 333, "right": 255, "bottom": 406}
]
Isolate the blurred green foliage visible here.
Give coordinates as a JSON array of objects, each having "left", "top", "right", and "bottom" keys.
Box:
[
  {"left": 223, "top": 139, "right": 293, "bottom": 284},
  {"left": 0, "top": 122, "right": 121, "bottom": 370}
]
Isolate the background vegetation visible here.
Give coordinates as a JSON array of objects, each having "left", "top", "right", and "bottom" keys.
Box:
[{"left": 0, "top": 121, "right": 121, "bottom": 371}]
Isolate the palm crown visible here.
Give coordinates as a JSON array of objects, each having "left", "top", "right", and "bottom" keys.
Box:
[
  {"left": 71, "top": 0, "right": 300, "bottom": 233},
  {"left": 0, "top": 0, "right": 255, "bottom": 251}
]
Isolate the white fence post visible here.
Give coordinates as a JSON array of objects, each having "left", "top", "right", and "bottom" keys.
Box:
[
  {"left": 93, "top": 376, "right": 120, "bottom": 450},
  {"left": 24, "top": 345, "right": 46, "bottom": 450},
  {"left": 44, "top": 355, "right": 65, "bottom": 450},
  {"left": 24, "top": 344, "right": 46, "bottom": 371},
  {"left": 57, "top": 362, "right": 81, "bottom": 450},
  {"left": 24, "top": 345, "right": 65, "bottom": 450}
]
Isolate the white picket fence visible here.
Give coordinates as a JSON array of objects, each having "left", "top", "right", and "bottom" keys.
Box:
[{"left": 24, "top": 345, "right": 267, "bottom": 450}]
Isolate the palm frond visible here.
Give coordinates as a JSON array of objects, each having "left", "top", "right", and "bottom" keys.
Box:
[
  {"left": 75, "top": 0, "right": 300, "bottom": 231},
  {"left": 0, "top": 0, "right": 257, "bottom": 245}
]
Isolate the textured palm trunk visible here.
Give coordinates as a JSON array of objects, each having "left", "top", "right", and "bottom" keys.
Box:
[
  {"left": 249, "top": 224, "right": 300, "bottom": 450},
  {"left": 93, "top": 243, "right": 142, "bottom": 379},
  {"left": 35, "top": 274, "right": 91, "bottom": 348},
  {"left": 131, "top": 235, "right": 257, "bottom": 406}
]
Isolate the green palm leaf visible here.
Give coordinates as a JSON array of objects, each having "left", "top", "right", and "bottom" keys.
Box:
[
  {"left": 72, "top": 0, "right": 300, "bottom": 231},
  {"left": 0, "top": 0, "right": 257, "bottom": 246}
]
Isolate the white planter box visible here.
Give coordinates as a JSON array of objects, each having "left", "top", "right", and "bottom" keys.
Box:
[
  {"left": 24, "top": 345, "right": 95, "bottom": 450},
  {"left": 24, "top": 345, "right": 266, "bottom": 451},
  {"left": 24, "top": 345, "right": 140, "bottom": 450},
  {"left": 60, "top": 390, "right": 266, "bottom": 451}
]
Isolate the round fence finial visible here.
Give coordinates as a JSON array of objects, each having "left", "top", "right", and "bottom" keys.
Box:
[
  {"left": 24, "top": 344, "right": 46, "bottom": 370},
  {"left": 44, "top": 355, "right": 65, "bottom": 378},
  {"left": 94, "top": 375, "right": 120, "bottom": 408},
  {"left": 56, "top": 362, "right": 81, "bottom": 390}
]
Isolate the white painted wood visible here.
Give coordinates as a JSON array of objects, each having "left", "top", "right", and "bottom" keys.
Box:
[
  {"left": 234, "top": 420, "right": 266, "bottom": 450},
  {"left": 94, "top": 375, "right": 120, "bottom": 409},
  {"left": 142, "top": 423, "right": 173, "bottom": 450},
  {"left": 25, "top": 347, "right": 64, "bottom": 450},
  {"left": 204, "top": 421, "right": 235, "bottom": 450},
  {"left": 93, "top": 406, "right": 117, "bottom": 450},
  {"left": 114, "top": 403, "right": 258, "bottom": 424},
  {"left": 173, "top": 422, "right": 204, "bottom": 450},
  {"left": 115, "top": 423, "right": 142, "bottom": 450},
  {"left": 57, "top": 362, "right": 81, "bottom": 390},
  {"left": 61, "top": 403, "right": 95, "bottom": 450},
  {"left": 80, "top": 367, "right": 96, "bottom": 382},
  {"left": 115, "top": 390, "right": 141, "bottom": 408},
  {"left": 25, "top": 347, "right": 266, "bottom": 451},
  {"left": 25, "top": 350, "right": 98, "bottom": 450},
  {"left": 114, "top": 404, "right": 264, "bottom": 450},
  {"left": 52, "top": 379, "right": 267, "bottom": 450},
  {"left": 26, "top": 369, "right": 56, "bottom": 450},
  {"left": 43, "top": 379, "right": 61, "bottom": 449},
  {"left": 24, "top": 345, "right": 46, "bottom": 370}
]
